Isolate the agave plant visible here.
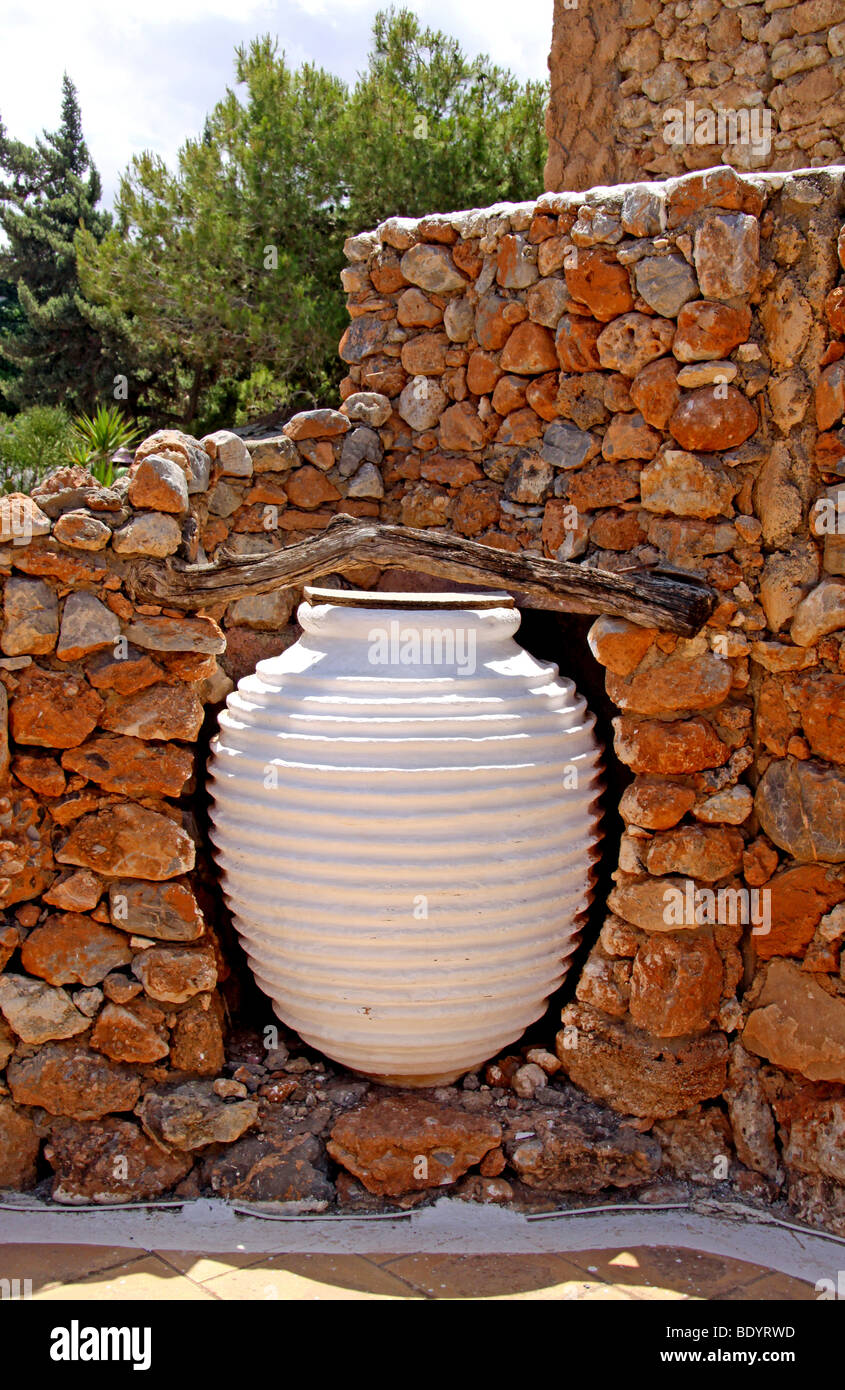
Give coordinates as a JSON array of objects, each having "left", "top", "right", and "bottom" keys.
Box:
[{"left": 68, "top": 405, "right": 142, "bottom": 486}]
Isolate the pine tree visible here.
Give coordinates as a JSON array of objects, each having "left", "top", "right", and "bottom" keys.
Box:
[
  {"left": 0, "top": 75, "right": 120, "bottom": 412},
  {"left": 0, "top": 277, "right": 23, "bottom": 395}
]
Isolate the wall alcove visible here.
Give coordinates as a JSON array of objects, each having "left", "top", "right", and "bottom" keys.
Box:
[{"left": 2, "top": 165, "right": 844, "bottom": 1228}]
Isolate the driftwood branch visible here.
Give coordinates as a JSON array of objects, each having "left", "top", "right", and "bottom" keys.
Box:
[{"left": 127, "top": 513, "right": 716, "bottom": 635}]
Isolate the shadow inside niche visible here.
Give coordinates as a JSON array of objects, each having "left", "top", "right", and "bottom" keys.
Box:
[
  {"left": 514, "top": 607, "right": 630, "bottom": 1044},
  {"left": 192, "top": 595, "right": 630, "bottom": 1056}
]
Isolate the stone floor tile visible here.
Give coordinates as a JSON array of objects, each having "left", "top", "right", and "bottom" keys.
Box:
[
  {"left": 0, "top": 1243, "right": 146, "bottom": 1293},
  {"left": 377, "top": 1252, "right": 614, "bottom": 1299},
  {"left": 724, "top": 1271, "right": 817, "bottom": 1301},
  {"left": 563, "top": 1245, "right": 779, "bottom": 1299},
  {"left": 198, "top": 1253, "right": 422, "bottom": 1300},
  {"left": 32, "top": 1254, "right": 217, "bottom": 1301}
]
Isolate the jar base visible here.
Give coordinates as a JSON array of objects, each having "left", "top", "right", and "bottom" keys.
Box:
[{"left": 355, "top": 1068, "right": 465, "bottom": 1088}]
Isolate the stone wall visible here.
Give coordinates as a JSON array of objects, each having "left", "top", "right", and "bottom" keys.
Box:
[
  {"left": 1, "top": 163, "right": 845, "bottom": 1225},
  {"left": 545, "top": 0, "right": 845, "bottom": 192}
]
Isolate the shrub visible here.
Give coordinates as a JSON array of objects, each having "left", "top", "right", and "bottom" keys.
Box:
[
  {"left": 68, "top": 404, "right": 142, "bottom": 485},
  {"left": 0, "top": 405, "right": 76, "bottom": 493}
]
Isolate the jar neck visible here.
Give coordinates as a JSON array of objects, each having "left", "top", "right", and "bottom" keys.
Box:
[{"left": 297, "top": 597, "right": 522, "bottom": 648}]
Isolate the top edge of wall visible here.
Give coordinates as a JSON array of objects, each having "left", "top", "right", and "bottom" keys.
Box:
[{"left": 344, "top": 164, "right": 845, "bottom": 258}]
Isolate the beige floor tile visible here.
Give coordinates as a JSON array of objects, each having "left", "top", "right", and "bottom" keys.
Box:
[
  {"left": 155, "top": 1249, "right": 283, "bottom": 1282},
  {"left": 198, "top": 1253, "right": 422, "bottom": 1300},
  {"left": 378, "top": 1252, "right": 609, "bottom": 1299},
  {"left": 33, "top": 1254, "right": 217, "bottom": 1301},
  {"left": 0, "top": 1244, "right": 145, "bottom": 1294}
]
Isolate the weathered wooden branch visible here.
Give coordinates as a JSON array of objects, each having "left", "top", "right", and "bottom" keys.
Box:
[{"left": 127, "top": 512, "right": 717, "bottom": 634}]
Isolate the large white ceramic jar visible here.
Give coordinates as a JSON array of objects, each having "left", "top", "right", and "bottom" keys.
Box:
[{"left": 209, "top": 588, "right": 603, "bottom": 1085}]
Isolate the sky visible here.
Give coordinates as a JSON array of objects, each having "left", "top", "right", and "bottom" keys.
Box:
[{"left": 0, "top": 0, "right": 554, "bottom": 209}]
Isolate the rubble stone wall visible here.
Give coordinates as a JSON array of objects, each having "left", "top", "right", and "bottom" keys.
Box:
[
  {"left": 1, "top": 163, "right": 845, "bottom": 1226},
  {"left": 545, "top": 0, "right": 845, "bottom": 193}
]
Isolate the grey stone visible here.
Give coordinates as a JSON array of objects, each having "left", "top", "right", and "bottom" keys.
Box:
[
  {"left": 31, "top": 476, "right": 122, "bottom": 519},
  {"left": 496, "top": 234, "right": 539, "bottom": 288},
  {"left": 443, "top": 297, "right": 474, "bottom": 342},
  {"left": 52, "top": 511, "right": 113, "bottom": 549},
  {"left": 504, "top": 453, "right": 554, "bottom": 505},
  {"left": 527, "top": 278, "right": 573, "bottom": 328},
  {"left": 339, "top": 426, "right": 382, "bottom": 478},
  {"left": 137, "top": 1081, "right": 259, "bottom": 1151},
  {"left": 340, "top": 392, "right": 391, "bottom": 427},
  {"left": 635, "top": 254, "right": 699, "bottom": 317},
  {"left": 541, "top": 420, "right": 600, "bottom": 470},
  {"left": 2, "top": 578, "right": 58, "bottom": 656},
  {"left": 694, "top": 212, "right": 760, "bottom": 301},
  {"left": 183, "top": 444, "right": 212, "bottom": 494},
  {"left": 201, "top": 429, "right": 252, "bottom": 478},
  {"left": 201, "top": 1132, "right": 334, "bottom": 1207},
  {"left": 112, "top": 513, "right": 181, "bottom": 557},
  {"left": 227, "top": 590, "right": 295, "bottom": 631},
  {"left": 346, "top": 462, "right": 385, "bottom": 499},
  {"left": 755, "top": 759, "right": 845, "bottom": 863},
  {"left": 56, "top": 592, "right": 120, "bottom": 661},
  {"left": 759, "top": 543, "right": 819, "bottom": 632},
  {"left": 207, "top": 480, "right": 242, "bottom": 518},
  {"left": 398, "top": 378, "right": 448, "bottom": 432},
  {"left": 791, "top": 577, "right": 845, "bottom": 646},
  {"left": 248, "top": 436, "right": 300, "bottom": 474},
  {"left": 620, "top": 186, "right": 664, "bottom": 237},
  {"left": 503, "top": 1104, "right": 662, "bottom": 1192},
  {"left": 400, "top": 244, "right": 466, "bottom": 293},
  {"left": 0, "top": 974, "right": 89, "bottom": 1045},
  {"left": 123, "top": 615, "right": 225, "bottom": 654}
]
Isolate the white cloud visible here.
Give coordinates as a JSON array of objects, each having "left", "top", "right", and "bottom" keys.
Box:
[{"left": 1, "top": 0, "right": 552, "bottom": 208}]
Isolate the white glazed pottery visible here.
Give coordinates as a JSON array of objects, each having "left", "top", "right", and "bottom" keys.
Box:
[{"left": 208, "top": 588, "right": 603, "bottom": 1085}]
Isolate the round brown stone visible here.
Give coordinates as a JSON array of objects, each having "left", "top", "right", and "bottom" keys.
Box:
[
  {"left": 629, "top": 357, "right": 681, "bottom": 429},
  {"left": 466, "top": 350, "right": 503, "bottom": 395},
  {"left": 668, "top": 387, "right": 758, "bottom": 451},
  {"left": 500, "top": 322, "right": 558, "bottom": 375},
  {"left": 672, "top": 301, "right": 751, "bottom": 362},
  {"left": 565, "top": 247, "right": 634, "bottom": 322}
]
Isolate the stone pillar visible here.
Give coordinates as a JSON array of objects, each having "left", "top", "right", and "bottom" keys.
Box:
[{"left": 545, "top": 0, "right": 845, "bottom": 192}]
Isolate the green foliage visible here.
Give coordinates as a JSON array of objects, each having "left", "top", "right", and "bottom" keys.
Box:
[
  {"left": 0, "top": 76, "right": 125, "bottom": 413},
  {"left": 341, "top": 8, "right": 548, "bottom": 230},
  {"left": 0, "top": 404, "right": 75, "bottom": 493},
  {"left": 68, "top": 403, "right": 141, "bottom": 484},
  {"left": 77, "top": 42, "right": 349, "bottom": 430},
  {"left": 0, "top": 277, "right": 25, "bottom": 391},
  {"left": 78, "top": 8, "right": 548, "bottom": 432}
]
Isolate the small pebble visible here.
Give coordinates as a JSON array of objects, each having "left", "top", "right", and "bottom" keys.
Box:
[{"left": 213, "top": 1078, "right": 248, "bottom": 1099}]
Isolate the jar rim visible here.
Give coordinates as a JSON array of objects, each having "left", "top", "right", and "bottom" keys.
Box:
[{"left": 303, "top": 586, "right": 515, "bottom": 611}]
